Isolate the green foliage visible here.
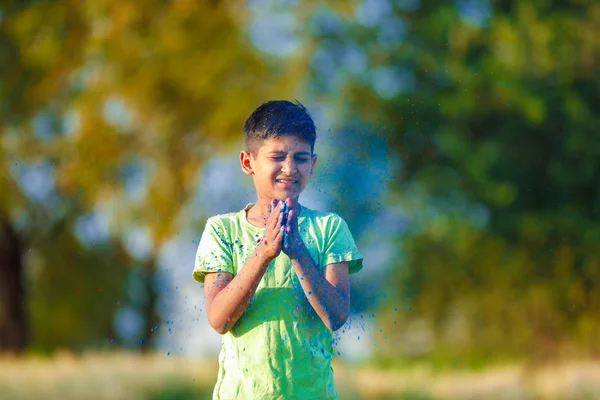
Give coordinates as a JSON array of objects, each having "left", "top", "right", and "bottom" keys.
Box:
[
  {"left": 27, "top": 237, "right": 129, "bottom": 352},
  {"left": 304, "top": 1, "right": 600, "bottom": 363},
  {"left": 0, "top": 0, "right": 298, "bottom": 351}
]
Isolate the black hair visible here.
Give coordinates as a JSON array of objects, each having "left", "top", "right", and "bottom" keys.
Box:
[{"left": 244, "top": 100, "right": 316, "bottom": 156}]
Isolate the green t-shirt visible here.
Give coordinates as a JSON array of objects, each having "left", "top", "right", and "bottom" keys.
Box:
[{"left": 193, "top": 203, "right": 363, "bottom": 400}]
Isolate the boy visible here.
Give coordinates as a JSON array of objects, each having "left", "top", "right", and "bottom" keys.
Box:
[{"left": 193, "top": 100, "right": 363, "bottom": 399}]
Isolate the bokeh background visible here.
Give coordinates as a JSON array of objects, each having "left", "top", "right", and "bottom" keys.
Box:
[{"left": 1, "top": 0, "right": 600, "bottom": 399}]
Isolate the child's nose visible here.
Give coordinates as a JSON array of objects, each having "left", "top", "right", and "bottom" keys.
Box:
[{"left": 281, "top": 159, "right": 297, "bottom": 174}]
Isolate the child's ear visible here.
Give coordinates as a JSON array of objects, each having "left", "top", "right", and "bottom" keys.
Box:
[
  {"left": 310, "top": 153, "right": 318, "bottom": 175},
  {"left": 240, "top": 150, "right": 254, "bottom": 175}
]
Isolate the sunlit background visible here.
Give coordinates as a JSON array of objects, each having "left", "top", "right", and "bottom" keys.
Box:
[{"left": 1, "top": 0, "right": 600, "bottom": 399}]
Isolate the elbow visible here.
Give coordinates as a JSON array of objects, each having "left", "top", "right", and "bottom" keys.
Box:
[
  {"left": 208, "top": 316, "right": 232, "bottom": 335},
  {"left": 212, "top": 325, "right": 228, "bottom": 335},
  {"left": 328, "top": 314, "right": 349, "bottom": 332},
  {"left": 328, "top": 301, "right": 350, "bottom": 332}
]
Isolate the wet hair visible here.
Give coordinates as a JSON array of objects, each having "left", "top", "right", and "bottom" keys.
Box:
[{"left": 244, "top": 100, "right": 316, "bottom": 156}]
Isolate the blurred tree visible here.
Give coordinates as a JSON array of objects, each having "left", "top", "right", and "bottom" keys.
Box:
[
  {"left": 0, "top": 216, "right": 26, "bottom": 351},
  {"left": 0, "top": 0, "right": 299, "bottom": 352},
  {"left": 304, "top": 1, "right": 600, "bottom": 363}
]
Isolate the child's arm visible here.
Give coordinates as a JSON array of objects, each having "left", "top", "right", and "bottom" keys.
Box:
[
  {"left": 291, "top": 250, "right": 350, "bottom": 332},
  {"left": 204, "top": 201, "right": 285, "bottom": 334},
  {"left": 283, "top": 200, "right": 350, "bottom": 331}
]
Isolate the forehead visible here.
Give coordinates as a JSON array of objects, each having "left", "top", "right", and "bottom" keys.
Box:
[{"left": 257, "top": 136, "right": 312, "bottom": 155}]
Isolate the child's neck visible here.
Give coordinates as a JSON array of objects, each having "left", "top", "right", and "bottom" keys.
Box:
[{"left": 246, "top": 200, "right": 273, "bottom": 227}]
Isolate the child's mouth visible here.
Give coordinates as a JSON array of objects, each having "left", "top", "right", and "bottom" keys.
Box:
[{"left": 276, "top": 180, "right": 297, "bottom": 185}]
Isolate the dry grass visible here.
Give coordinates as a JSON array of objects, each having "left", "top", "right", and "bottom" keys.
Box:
[
  {"left": 335, "top": 360, "right": 600, "bottom": 399},
  {"left": 0, "top": 352, "right": 599, "bottom": 399},
  {"left": 0, "top": 351, "right": 215, "bottom": 400}
]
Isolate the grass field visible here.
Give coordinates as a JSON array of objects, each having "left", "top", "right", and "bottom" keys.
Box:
[{"left": 0, "top": 352, "right": 599, "bottom": 399}]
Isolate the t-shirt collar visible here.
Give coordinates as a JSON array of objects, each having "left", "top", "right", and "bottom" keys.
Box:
[{"left": 241, "top": 202, "right": 304, "bottom": 230}]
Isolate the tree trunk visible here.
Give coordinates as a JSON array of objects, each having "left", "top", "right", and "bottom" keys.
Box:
[
  {"left": 140, "top": 257, "right": 159, "bottom": 352},
  {"left": 0, "top": 217, "right": 26, "bottom": 353}
]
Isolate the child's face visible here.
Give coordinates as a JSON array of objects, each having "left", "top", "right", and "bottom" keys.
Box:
[{"left": 241, "top": 135, "right": 317, "bottom": 202}]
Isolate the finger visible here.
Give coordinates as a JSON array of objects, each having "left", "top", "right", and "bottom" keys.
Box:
[
  {"left": 287, "top": 196, "right": 296, "bottom": 209},
  {"left": 287, "top": 209, "right": 296, "bottom": 233},
  {"left": 281, "top": 223, "right": 288, "bottom": 248},
  {"left": 269, "top": 199, "right": 279, "bottom": 216},
  {"left": 268, "top": 199, "right": 275, "bottom": 213},
  {"left": 268, "top": 199, "right": 282, "bottom": 227},
  {"left": 286, "top": 197, "right": 298, "bottom": 221},
  {"left": 279, "top": 200, "right": 287, "bottom": 225},
  {"left": 276, "top": 225, "right": 285, "bottom": 244},
  {"left": 272, "top": 210, "right": 284, "bottom": 231}
]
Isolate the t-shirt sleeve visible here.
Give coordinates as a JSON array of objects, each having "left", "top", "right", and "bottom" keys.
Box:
[
  {"left": 192, "top": 218, "right": 235, "bottom": 284},
  {"left": 324, "top": 214, "right": 363, "bottom": 274}
]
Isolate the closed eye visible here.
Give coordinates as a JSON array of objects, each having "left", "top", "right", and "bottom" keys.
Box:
[{"left": 269, "top": 155, "right": 311, "bottom": 162}]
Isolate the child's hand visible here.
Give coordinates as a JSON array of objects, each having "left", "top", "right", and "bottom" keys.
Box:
[
  {"left": 256, "top": 199, "right": 285, "bottom": 261},
  {"left": 282, "top": 197, "right": 306, "bottom": 259}
]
